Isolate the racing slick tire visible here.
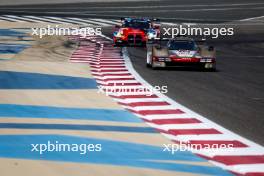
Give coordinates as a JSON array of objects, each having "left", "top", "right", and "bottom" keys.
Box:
[
  {"left": 151, "top": 58, "right": 158, "bottom": 70},
  {"left": 146, "top": 52, "right": 152, "bottom": 68},
  {"left": 146, "top": 52, "right": 160, "bottom": 70}
]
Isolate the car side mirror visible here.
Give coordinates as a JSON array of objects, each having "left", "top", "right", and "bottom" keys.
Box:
[{"left": 208, "top": 46, "right": 214, "bottom": 51}]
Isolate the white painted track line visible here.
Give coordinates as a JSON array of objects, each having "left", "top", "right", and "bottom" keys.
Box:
[
  {"left": 91, "top": 18, "right": 120, "bottom": 25},
  {"left": 23, "top": 15, "right": 68, "bottom": 24},
  {"left": 0, "top": 15, "right": 120, "bottom": 26},
  {"left": 67, "top": 17, "right": 110, "bottom": 26},
  {"left": 0, "top": 16, "right": 23, "bottom": 22},
  {"left": 240, "top": 15, "right": 264, "bottom": 21},
  {"left": 2, "top": 15, "right": 41, "bottom": 23},
  {"left": 44, "top": 16, "right": 86, "bottom": 25}
]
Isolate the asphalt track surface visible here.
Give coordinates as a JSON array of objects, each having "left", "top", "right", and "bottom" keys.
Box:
[
  {"left": 0, "top": 0, "right": 264, "bottom": 23},
  {"left": 0, "top": 0, "right": 263, "bottom": 146}
]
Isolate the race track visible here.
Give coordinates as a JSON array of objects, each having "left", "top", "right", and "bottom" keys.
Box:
[{"left": 0, "top": 0, "right": 264, "bottom": 175}]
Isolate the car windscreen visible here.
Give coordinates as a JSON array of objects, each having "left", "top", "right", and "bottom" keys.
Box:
[
  {"left": 168, "top": 41, "right": 197, "bottom": 50},
  {"left": 124, "top": 21, "right": 150, "bottom": 29}
]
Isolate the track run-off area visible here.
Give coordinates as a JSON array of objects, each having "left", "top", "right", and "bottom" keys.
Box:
[{"left": 0, "top": 0, "right": 264, "bottom": 176}]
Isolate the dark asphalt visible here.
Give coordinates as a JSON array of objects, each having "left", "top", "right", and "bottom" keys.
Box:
[
  {"left": 0, "top": 0, "right": 264, "bottom": 145},
  {"left": 1, "top": 0, "right": 264, "bottom": 23},
  {"left": 126, "top": 35, "right": 264, "bottom": 145},
  {"left": 103, "top": 24, "right": 264, "bottom": 145}
]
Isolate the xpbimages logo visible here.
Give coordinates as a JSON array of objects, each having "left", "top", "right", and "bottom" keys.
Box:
[
  {"left": 31, "top": 141, "right": 102, "bottom": 155},
  {"left": 163, "top": 142, "right": 234, "bottom": 154},
  {"left": 162, "top": 25, "right": 234, "bottom": 39},
  {"left": 97, "top": 82, "right": 168, "bottom": 96},
  {"left": 31, "top": 25, "right": 102, "bottom": 38}
]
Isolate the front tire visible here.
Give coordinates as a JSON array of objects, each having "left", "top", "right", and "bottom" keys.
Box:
[
  {"left": 151, "top": 58, "right": 158, "bottom": 70},
  {"left": 146, "top": 52, "right": 152, "bottom": 68}
]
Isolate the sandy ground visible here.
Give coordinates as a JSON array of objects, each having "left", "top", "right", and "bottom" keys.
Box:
[
  {"left": 0, "top": 33, "right": 121, "bottom": 109},
  {"left": 0, "top": 90, "right": 121, "bottom": 109},
  {"left": 0, "top": 22, "right": 79, "bottom": 29},
  {"left": 14, "top": 35, "right": 77, "bottom": 62},
  {"left": 0, "top": 158, "right": 202, "bottom": 176}
]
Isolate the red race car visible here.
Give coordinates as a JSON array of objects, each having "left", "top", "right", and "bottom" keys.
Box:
[{"left": 113, "top": 17, "right": 160, "bottom": 47}]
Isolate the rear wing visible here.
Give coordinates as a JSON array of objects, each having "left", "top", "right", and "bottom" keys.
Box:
[{"left": 120, "top": 17, "right": 160, "bottom": 23}]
